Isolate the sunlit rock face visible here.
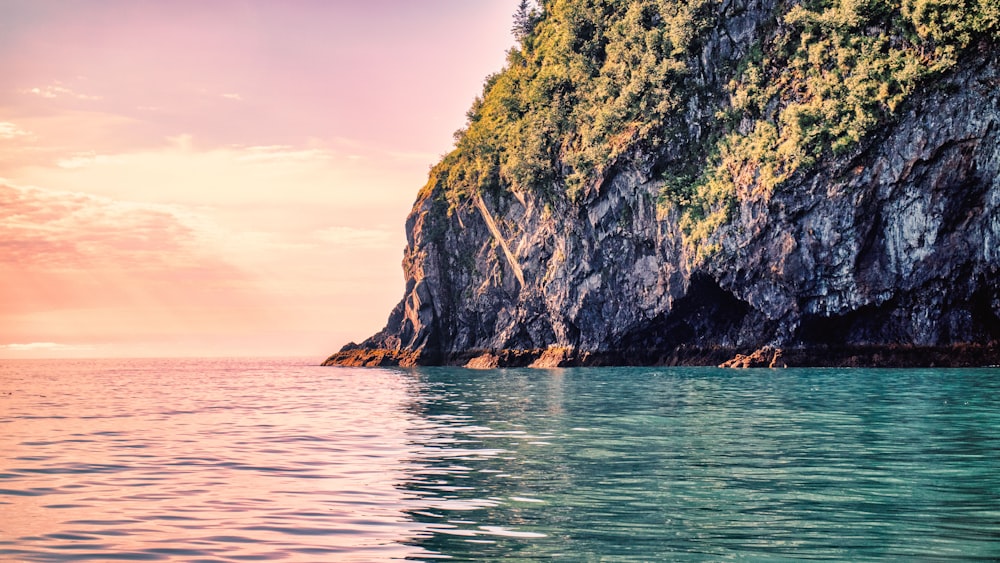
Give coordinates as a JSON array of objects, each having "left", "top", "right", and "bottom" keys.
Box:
[{"left": 326, "top": 1, "right": 1000, "bottom": 368}]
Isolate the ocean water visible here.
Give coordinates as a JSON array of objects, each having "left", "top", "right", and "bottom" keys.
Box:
[{"left": 1, "top": 359, "right": 999, "bottom": 561}]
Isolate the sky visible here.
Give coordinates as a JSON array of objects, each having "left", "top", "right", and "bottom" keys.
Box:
[{"left": 0, "top": 0, "right": 521, "bottom": 359}]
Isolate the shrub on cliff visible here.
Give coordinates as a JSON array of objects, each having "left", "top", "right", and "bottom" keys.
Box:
[{"left": 434, "top": 0, "right": 998, "bottom": 245}]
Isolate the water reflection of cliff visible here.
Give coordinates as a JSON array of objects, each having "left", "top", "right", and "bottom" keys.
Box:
[
  {"left": 393, "top": 367, "right": 1000, "bottom": 560},
  {"left": 395, "top": 368, "right": 569, "bottom": 558}
]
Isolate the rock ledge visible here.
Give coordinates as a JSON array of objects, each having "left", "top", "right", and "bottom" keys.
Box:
[{"left": 324, "top": 343, "right": 999, "bottom": 369}]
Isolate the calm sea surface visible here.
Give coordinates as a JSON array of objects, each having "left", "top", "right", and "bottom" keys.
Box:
[{"left": 1, "top": 359, "right": 999, "bottom": 561}]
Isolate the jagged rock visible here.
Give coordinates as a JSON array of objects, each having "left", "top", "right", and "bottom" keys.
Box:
[
  {"left": 529, "top": 347, "right": 575, "bottom": 368},
  {"left": 719, "top": 346, "right": 784, "bottom": 368},
  {"left": 769, "top": 348, "right": 786, "bottom": 369},
  {"left": 465, "top": 353, "right": 500, "bottom": 369},
  {"left": 322, "top": 349, "right": 422, "bottom": 368},
  {"left": 326, "top": 3, "right": 1000, "bottom": 368}
]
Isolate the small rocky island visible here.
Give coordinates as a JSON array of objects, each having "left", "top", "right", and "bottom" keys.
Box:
[{"left": 326, "top": 0, "right": 1000, "bottom": 368}]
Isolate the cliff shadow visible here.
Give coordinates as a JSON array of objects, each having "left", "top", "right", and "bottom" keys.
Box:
[{"left": 613, "top": 274, "right": 771, "bottom": 365}]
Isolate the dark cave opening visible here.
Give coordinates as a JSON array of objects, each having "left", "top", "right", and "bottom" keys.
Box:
[{"left": 615, "top": 274, "right": 754, "bottom": 362}]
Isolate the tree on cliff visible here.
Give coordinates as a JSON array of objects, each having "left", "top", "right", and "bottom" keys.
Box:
[{"left": 512, "top": 0, "right": 540, "bottom": 41}]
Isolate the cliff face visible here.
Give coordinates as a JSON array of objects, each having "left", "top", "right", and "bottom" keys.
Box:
[{"left": 328, "top": 0, "right": 1000, "bottom": 367}]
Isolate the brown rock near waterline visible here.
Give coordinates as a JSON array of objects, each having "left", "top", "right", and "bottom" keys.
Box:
[{"left": 325, "top": 1, "right": 1000, "bottom": 368}]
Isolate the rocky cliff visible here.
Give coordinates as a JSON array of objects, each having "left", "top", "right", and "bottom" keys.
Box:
[{"left": 326, "top": 0, "right": 1000, "bottom": 368}]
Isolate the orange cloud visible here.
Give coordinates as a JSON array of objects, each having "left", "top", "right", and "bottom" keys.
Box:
[
  {"left": 0, "top": 183, "right": 208, "bottom": 271},
  {"left": 0, "top": 181, "right": 407, "bottom": 357},
  {"left": 0, "top": 183, "right": 274, "bottom": 351},
  {"left": 0, "top": 1, "right": 520, "bottom": 358}
]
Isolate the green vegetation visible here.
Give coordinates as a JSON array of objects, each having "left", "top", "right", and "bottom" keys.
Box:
[
  {"left": 428, "top": 0, "right": 997, "bottom": 255},
  {"left": 512, "top": 0, "right": 543, "bottom": 40},
  {"left": 435, "top": 0, "right": 716, "bottom": 210},
  {"left": 669, "top": 0, "right": 997, "bottom": 258},
  {"left": 720, "top": 0, "right": 998, "bottom": 194}
]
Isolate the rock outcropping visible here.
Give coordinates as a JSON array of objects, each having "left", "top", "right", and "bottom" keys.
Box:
[{"left": 326, "top": 0, "right": 1000, "bottom": 368}]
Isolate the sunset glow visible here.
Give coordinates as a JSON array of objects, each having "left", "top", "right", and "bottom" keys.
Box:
[{"left": 0, "top": 0, "right": 519, "bottom": 358}]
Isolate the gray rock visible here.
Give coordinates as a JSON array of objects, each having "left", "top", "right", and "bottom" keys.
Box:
[{"left": 330, "top": 4, "right": 999, "bottom": 367}]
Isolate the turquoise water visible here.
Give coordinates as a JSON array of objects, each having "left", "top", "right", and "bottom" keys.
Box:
[{"left": 2, "top": 359, "right": 999, "bottom": 561}]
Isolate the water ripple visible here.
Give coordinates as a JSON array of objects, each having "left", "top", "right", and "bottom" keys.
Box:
[{"left": 1, "top": 360, "right": 999, "bottom": 560}]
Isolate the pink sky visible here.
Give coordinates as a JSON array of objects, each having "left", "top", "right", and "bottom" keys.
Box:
[{"left": 0, "top": 0, "right": 520, "bottom": 358}]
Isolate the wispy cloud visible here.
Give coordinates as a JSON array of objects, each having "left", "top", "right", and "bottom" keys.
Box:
[
  {"left": 0, "top": 182, "right": 283, "bottom": 353},
  {"left": 235, "top": 145, "right": 333, "bottom": 163},
  {"left": 0, "top": 342, "right": 96, "bottom": 351},
  {"left": 0, "top": 182, "right": 216, "bottom": 273},
  {"left": 56, "top": 151, "right": 123, "bottom": 169},
  {"left": 0, "top": 0, "right": 517, "bottom": 357},
  {"left": 5, "top": 136, "right": 348, "bottom": 204},
  {"left": 314, "top": 226, "right": 395, "bottom": 249},
  {"left": 23, "top": 83, "right": 102, "bottom": 101},
  {"left": 0, "top": 122, "right": 30, "bottom": 139}
]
